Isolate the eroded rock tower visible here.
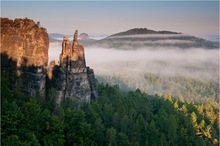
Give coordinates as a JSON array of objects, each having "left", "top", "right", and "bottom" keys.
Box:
[{"left": 50, "top": 30, "right": 98, "bottom": 105}]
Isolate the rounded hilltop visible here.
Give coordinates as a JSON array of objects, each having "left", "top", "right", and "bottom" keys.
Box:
[{"left": 110, "top": 28, "right": 181, "bottom": 37}]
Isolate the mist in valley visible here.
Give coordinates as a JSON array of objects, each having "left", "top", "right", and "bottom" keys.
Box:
[
  {"left": 49, "top": 39, "right": 219, "bottom": 101},
  {"left": 85, "top": 47, "right": 218, "bottom": 80}
]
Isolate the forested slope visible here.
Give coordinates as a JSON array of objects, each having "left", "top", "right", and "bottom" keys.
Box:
[
  {"left": 96, "top": 72, "right": 218, "bottom": 103},
  {"left": 1, "top": 72, "right": 219, "bottom": 146}
]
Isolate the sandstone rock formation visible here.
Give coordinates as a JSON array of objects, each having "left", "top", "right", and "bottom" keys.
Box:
[
  {"left": 1, "top": 17, "right": 49, "bottom": 96},
  {"left": 59, "top": 36, "right": 71, "bottom": 68},
  {"left": 71, "top": 30, "right": 86, "bottom": 72},
  {"left": 48, "top": 61, "right": 55, "bottom": 80},
  {"left": 1, "top": 17, "right": 97, "bottom": 105},
  {"left": 53, "top": 30, "right": 98, "bottom": 105},
  {"left": 79, "top": 33, "right": 89, "bottom": 40}
]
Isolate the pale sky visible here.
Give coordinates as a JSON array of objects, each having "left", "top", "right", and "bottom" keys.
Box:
[{"left": 1, "top": 1, "right": 219, "bottom": 36}]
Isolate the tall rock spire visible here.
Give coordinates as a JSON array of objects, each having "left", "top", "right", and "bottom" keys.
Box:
[
  {"left": 74, "top": 30, "right": 78, "bottom": 42},
  {"left": 71, "top": 30, "right": 86, "bottom": 71},
  {"left": 54, "top": 30, "right": 98, "bottom": 105},
  {"left": 59, "top": 36, "right": 71, "bottom": 68}
]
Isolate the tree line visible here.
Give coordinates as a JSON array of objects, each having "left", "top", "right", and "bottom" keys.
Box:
[{"left": 1, "top": 71, "right": 219, "bottom": 146}]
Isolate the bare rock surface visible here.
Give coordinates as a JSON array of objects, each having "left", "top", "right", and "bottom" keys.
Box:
[
  {"left": 53, "top": 30, "right": 98, "bottom": 105},
  {"left": 1, "top": 17, "right": 97, "bottom": 105},
  {"left": 1, "top": 17, "right": 49, "bottom": 96}
]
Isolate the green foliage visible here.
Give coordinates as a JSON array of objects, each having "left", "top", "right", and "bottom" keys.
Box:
[
  {"left": 1, "top": 73, "right": 219, "bottom": 145},
  {"left": 14, "top": 23, "right": 20, "bottom": 28},
  {"left": 37, "top": 21, "right": 40, "bottom": 27},
  {"left": 97, "top": 72, "right": 218, "bottom": 104},
  {"left": 106, "top": 127, "right": 117, "bottom": 145}
]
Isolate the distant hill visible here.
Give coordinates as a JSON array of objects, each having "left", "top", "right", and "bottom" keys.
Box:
[
  {"left": 49, "top": 33, "right": 64, "bottom": 38},
  {"left": 49, "top": 29, "right": 219, "bottom": 49},
  {"left": 49, "top": 37, "right": 62, "bottom": 43},
  {"left": 81, "top": 28, "right": 219, "bottom": 49},
  {"left": 110, "top": 28, "right": 180, "bottom": 37},
  {"left": 49, "top": 33, "right": 65, "bottom": 43}
]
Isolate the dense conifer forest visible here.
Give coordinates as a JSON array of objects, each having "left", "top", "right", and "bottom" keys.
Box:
[{"left": 1, "top": 71, "right": 219, "bottom": 146}]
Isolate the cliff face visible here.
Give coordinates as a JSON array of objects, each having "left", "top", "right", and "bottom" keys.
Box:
[
  {"left": 50, "top": 30, "right": 98, "bottom": 105},
  {"left": 1, "top": 17, "right": 49, "bottom": 96},
  {"left": 1, "top": 17, "right": 97, "bottom": 105}
]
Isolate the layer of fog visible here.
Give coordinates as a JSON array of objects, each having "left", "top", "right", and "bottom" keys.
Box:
[
  {"left": 49, "top": 41, "right": 219, "bottom": 98},
  {"left": 52, "top": 35, "right": 107, "bottom": 41},
  {"left": 85, "top": 47, "right": 218, "bottom": 82},
  {"left": 95, "top": 34, "right": 219, "bottom": 50},
  {"left": 48, "top": 42, "right": 62, "bottom": 64},
  {"left": 105, "top": 39, "right": 194, "bottom": 45},
  {"left": 198, "top": 35, "right": 220, "bottom": 42},
  {"left": 54, "top": 37, "right": 72, "bottom": 41},
  {"left": 89, "top": 35, "right": 107, "bottom": 40},
  {"left": 49, "top": 42, "right": 218, "bottom": 82}
]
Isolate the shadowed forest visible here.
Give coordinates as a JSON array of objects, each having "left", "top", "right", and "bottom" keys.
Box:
[{"left": 1, "top": 53, "right": 219, "bottom": 145}]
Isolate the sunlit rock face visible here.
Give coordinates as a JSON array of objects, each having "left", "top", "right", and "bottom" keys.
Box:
[
  {"left": 48, "top": 61, "right": 55, "bottom": 80},
  {"left": 54, "top": 30, "right": 98, "bottom": 105},
  {"left": 71, "top": 30, "right": 86, "bottom": 71},
  {"left": 1, "top": 17, "right": 97, "bottom": 105},
  {"left": 1, "top": 17, "right": 49, "bottom": 96}
]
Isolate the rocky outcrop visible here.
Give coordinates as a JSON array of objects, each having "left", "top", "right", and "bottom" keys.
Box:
[
  {"left": 79, "top": 33, "right": 89, "bottom": 40},
  {"left": 51, "top": 30, "right": 98, "bottom": 105},
  {"left": 1, "top": 17, "right": 97, "bottom": 105},
  {"left": 71, "top": 30, "right": 86, "bottom": 72},
  {"left": 1, "top": 17, "right": 49, "bottom": 96}
]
